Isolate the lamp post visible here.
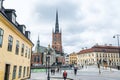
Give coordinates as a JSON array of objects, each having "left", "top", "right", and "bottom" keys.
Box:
[
  {"left": 47, "top": 45, "right": 51, "bottom": 80},
  {"left": 97, "top": 59, "right": 101, "bottom": 74},
  {"left": 46, "top": 56, "right": 47, "bottom": 74},
  {"left": 113, "top": 34, "right": 120, "bottom": 58},
  {"left": 109, "top": 59, "right": 111, "bottom": 71}
]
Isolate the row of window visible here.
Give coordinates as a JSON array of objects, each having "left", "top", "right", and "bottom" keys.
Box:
[
  {"left": 70, "top": 58, "right": 77, "bottom": 60},
  {"left": 79, "top": 53, "right": 94, "bottom": 57},
  {"left": 0, "top": 28, "right": 31, "bottom": 59},
  {"left": 97, "top": 53, "right": 119, "bottom": 58},
  {"left": 34, "top": 56, "right": 40, "bottom": 63},
  {"left": 12, "top": 65, "right": 29, "bottom": 79}
]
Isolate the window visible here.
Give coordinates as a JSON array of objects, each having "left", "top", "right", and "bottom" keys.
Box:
[
  {"left": 12, "top": 66, "right": 17, "bottom": 79},
  {"left": 15, "top": 40, "right": 19, "bottom": 55},
  {"left": 25, "top": 46, "right": 28, "bottom": 57},
  {"left": 21, "top": 44, "right": 24, "bottom": 56},
  {"left": 34, "top": 56, "right": 36, "bottom": 62},
  {"left": 12, "top": 13, "right": 16, "bottom": 23},
  {"left": 0, "top": 28, "right": 4, "bottom": 47},
  {"left": 27, "top": 67, "right": 29, "bottom": 76},
  {"left": 7, "top": 35, "right": 13, "bottom": 51},
  {"left": 28, "top": 48, "right": 30, "bottom": 59},
  {"left": 18, "top": 66, "right": 22, "bottom": 78},
  {"left": 37, "top": 56, "right": 40, "bottom": 63},
  {"left": 23, "top": 67, "right": 26, "bottom": 77}
]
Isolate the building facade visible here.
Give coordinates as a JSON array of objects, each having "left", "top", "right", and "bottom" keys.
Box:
[
  {"left": 0, "top": 1, "right": 33, "bottom": 80},
  {"left": 52, "top": 11, "right": 65, "bottom": 65},
  {"left": 77, "top": 44, "right": 120, "bottom": 68},
  {"left": 69, "top": 52, "right": 77, "bottom": 65},
  {"left": 52, "top": 11, "right": 62, "bottom": 54},
  {"left": 31, "top": 37, "right": 56, "bottom": 67},
  {"left": 65, "top": 54, "right": 69, "bottom": 65}
]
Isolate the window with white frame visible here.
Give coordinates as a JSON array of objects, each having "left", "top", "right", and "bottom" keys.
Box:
[
  {"left": 21, "top": 44, "right": 24, "bottom": 56},
  {"left": 15, "top": 40, "right": 19, "bottom": 55},
  {"left": 18, "top": 66, "right": 22, "bottom": 78},
  {"left": 12, "top": 66, "right": 17, "bottom": 79},
  {"left": 7, "top": 35, "right": 13, "bottom": 51},
  {"left": 0, "top": 28, "right": 4, "bottom": 47}
]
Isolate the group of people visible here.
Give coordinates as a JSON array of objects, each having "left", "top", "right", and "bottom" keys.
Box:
[
  {"left": 51, "top": 67, "right": 60, "bottom": 75},
  {"left": 50, "top": 66, "right": 78, "bottom": 80},
  {"left": 63, "top": 66, "right": 78, "bottom": 80}
]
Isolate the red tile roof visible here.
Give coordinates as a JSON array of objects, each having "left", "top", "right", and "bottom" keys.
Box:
[{"left": 77, "top": 45, "right": 119, "bottom": 54}]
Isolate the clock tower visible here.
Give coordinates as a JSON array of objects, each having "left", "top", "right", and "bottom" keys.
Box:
[{"left": 52, "top": 11, "right": 62, "bottom": 54}]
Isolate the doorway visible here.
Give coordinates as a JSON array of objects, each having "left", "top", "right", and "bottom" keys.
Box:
[{"left": 4, "top": 64, "right": 10, "bottom": 80}]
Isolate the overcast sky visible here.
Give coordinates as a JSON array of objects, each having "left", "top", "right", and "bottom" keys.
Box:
[{"left": 4, "top": 0, "right": 120, "bottom": 54}]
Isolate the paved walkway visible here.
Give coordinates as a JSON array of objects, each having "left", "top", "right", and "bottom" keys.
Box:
[{"left": 28, "top": 66, "right": 120, "bottom": 80}]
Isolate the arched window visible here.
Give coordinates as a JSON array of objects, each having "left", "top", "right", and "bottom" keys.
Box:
[
  {"left": 34, "top": 56, "right": 36, "bottom": 62},
  {"left": 0, "top": 28, "right": 4, "bottom": 47},
  {"left": 37, "top": 56, "right": 40, "bottom": 63}
]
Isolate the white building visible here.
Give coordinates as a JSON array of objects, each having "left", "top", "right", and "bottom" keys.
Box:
[
  {"left": 65, "top": 54, "right": 69, "bottom": 65},
  {"left": 77, "top": 45, "right": 120, "bottom": 67}
]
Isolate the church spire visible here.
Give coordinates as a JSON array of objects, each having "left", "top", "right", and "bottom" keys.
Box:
[
  {"left": 37, "top": 35, "right": 40, "bottom": 47},
  {"left": 55, "top": 10, "right": 59, "bottom": 33},
  {"left": 37, "top": 35, "right": 40, "bottom": 53}
]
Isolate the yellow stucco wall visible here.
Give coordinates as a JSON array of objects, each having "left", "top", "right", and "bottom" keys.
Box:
[
  {"left": 0, "top": 13, "right": 33, "bottom": 80},
  {"left": 69, "top": 53, "right": 77, "bottom": 64}
]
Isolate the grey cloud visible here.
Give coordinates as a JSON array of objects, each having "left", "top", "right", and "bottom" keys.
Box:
[{"left": 33, "top": 1, "right": 78, "bottom": 23}]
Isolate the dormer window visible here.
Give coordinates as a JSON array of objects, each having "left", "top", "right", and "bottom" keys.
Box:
[
  {"left": 4, "top": 9, "right": 17, "bottom": 24},
  {"left": 23, "top": 26, "right": 26, "bottom": 34},
  {"left": 25, "top": 31, "right": 30, "bottom": 39},
  {"left": 18, "top": 25, "right": 26, "bottom": 34},
  {"left": 28, "top": 32, "right": 30, "bottom": 39},
  {"left": 12, "top": 13, "right": 16, "bottom": 24}
]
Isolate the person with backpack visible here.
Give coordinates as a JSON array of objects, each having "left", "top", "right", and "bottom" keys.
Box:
[{"left": 63, "top": 70, "right": 67, "bottom": 80}]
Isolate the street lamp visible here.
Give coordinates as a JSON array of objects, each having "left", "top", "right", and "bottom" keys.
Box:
[
  {"left": 46, "top": 45, "right": 51, "bottom": 80},
  {"left": 97, "top": 59, "right": 101, "bottom": 74},
  {"left": 109, "top": 59, "right": 112, "bottom": 71},
  {"left": 113, "top": 34, "right": 120, "bottom": 58}
]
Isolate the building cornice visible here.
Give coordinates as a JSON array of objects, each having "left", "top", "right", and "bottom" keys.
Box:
[{"left": 0, "top": 13, "right": 34, "bottom": 47}]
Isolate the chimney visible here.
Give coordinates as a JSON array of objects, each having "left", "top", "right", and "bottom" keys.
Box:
[
  {"left": 109, "top": 44, "right": 112, "bottom": 46},
  {"left": 105, "top": 44, "right": 107, "bottom": 46},
  {"left": 0, "top": 0, "right": 4, "bottom": 10},
  {"left": 95, "top": 43, "right": 98, "bottom": 46}
]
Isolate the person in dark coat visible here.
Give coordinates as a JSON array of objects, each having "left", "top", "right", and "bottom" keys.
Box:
[{"left": 74, "top": 67, "right": 78, "bottom": 75}]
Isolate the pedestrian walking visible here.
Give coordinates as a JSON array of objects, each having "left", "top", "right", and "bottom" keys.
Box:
[
  {"left": 74, "top": 66, "right": 78, "bottom": 75},
  {"left": 63, "top": 70, "right": 67, "bottom": 80}
]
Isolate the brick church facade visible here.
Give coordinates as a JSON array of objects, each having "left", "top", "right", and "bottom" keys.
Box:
[
  {"left": 52, "top": 11, "right": 62, "bottom": 53},
  {"left": 52, "top": 11, "right": 65, "bottom": 64}
]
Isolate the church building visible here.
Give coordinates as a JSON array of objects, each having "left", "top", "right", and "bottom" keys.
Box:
[
  {"left": 52, "top": 11, "right": 62, "bottom": 54},
  {"left": 52, "top": 11, "right": 65, "bottom": 65},
  {"left": 31, "top": 36, "right": 56, "bottom": 67}
]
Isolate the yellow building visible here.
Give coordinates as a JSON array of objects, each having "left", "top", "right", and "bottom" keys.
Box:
[
  {"left": 69, "top": 52, "right": 77, "bottom": 65},
  {"left": 0, "top": 2, "right": 33, "bottom": 80}
]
